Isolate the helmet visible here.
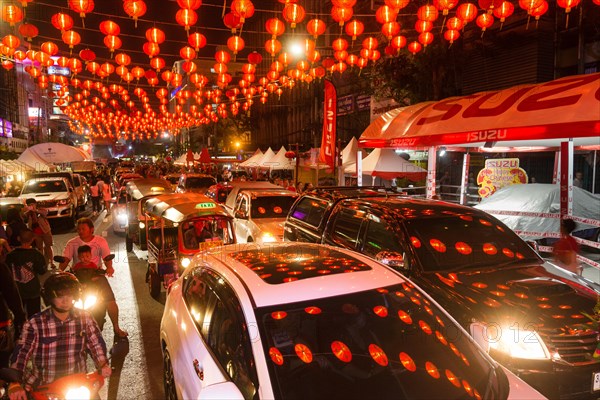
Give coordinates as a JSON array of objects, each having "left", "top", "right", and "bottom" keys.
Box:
[{"left": 42, "top": 272, "right": 81, "bottom": 304}]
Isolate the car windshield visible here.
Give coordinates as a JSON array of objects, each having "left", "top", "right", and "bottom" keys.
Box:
[
  {"left": 166, "top": 176, "right": 179, "bottom": 184},
  {"left": 22, "top": 180, "right": 67, "bottom": 194},
  {"left": 185, "top": 177, "right": 216, "bottom": 189},
  {"left": 404, "top": 213, "right": 539, "bottom": 272},
  {"left": 181, "top": 217, "right": 235, "bottom": 250},
  {"left": 257, "top": 283, "right": 501, "bottom": 400},
  {"left": 250, "top": 195, "right": 296, "bottom": 219}
]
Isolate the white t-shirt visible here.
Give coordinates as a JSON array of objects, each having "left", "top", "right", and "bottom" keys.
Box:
[{"left": 63, "top": 235, "right": 110, "bottom": 268}]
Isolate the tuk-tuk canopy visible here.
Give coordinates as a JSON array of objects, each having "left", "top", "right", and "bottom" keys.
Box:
[
  {"left": 145, "top": 193, "right": 230, "bottom": 223},
  {"left": 126, "top": 178, "right": 174, "bottom": 201}
]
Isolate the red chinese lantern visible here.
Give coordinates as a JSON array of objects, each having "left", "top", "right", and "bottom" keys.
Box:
[
  {"left": 556, "top": 0, "right": 580, "bottom": 27},
  {"left": 99, "top": 20, "right": 120, "bottom": 36},
  {"left": 332, "top": 38, "right": 349, "bottom": 52},
  {"left": 493, "top": 1, "right": 514, "bottom": 26},
  {"left": 265, "top": 39, "right": 282, "bottom": 57},
  {"left": 418, "top": 32, "right": 434, "bottom": 47},
  {"left": 476, "top": 13, "right": 494, "bottom": 33},
  {"left": 177, "top": 0, "right": 202, "bottom": 9},
  {"left": 331, "top": 6, "right": 353, "bottom": 27},
  {"left": 385, "top": 0, "right": 410, "bottom": 9},
  {"left": 446, "top": 17, "right": 464, "bottom": 30},
  {"left": 68, "top": 0, "right": 94, "bottom": 27},
  {"left": 334, "top": 50, "right": 348, "bottom": 61},
  {"left": 223, "top": 12, "right": 242, "bottom": 33},
  {"left": 529, "top": 0, "right": 548, "bottom": 26},
  {"left": 285, "top": 151, "right": 296, "bottom": 159},
  {"left": 407, "top": 41, "right": 422, "bottom": 55},
  {"left": 381, "top": 21, "right": 400, "bottom": 39},
  {"left": 115, "top": 53, "right": 131, "bottom": 66},
  {"left": 62, "top": 30, "right": 81, "bottom": 50},
  {"left": 444, "top": 29, "right": 461, "bottom": 44},
  {"left": 150, "top": 57, "right": 165, "bottom": 70},
  {"left": 332, "top": 0, "right": 356, "bottom": 6},
  {"left": 227, "top": 36, "right": 244, "bottom": 57},
  {"left": 146, "top": 27, "right": 165, "bottom": 44},
  {"left": 188, "top": 32, "right": 206, "bottom": 51},
  {"left": 231, "top": 0, "right": 255, "bottom": 24},
  {"left": 479, "top": 0, "right": 503, "bottom": 13},
  {"left": 433, "top": 0, "right": 458, "bottom": 15},
  {"left": 375, "top": 5, "right": 397, "bottom": 24},
  {"left": 362, "top": 36, "right": 379, "bottom": 50},
  {"left": 214, "top": 62, "right": 228, "bottom": 74},
  {"left": 417, "top": 5, "right": 439, "bottom": 22},
  {"left": 104, "top": 35, "right": 122, "bottom": 54},
  {"left": 67, "top": 58, "right": 82, "bottom": 73},
  {"left": 456, "top": 3, "right": 478, "bottom": 22},
  {"left": 415, "top": 20, "right": 433, "bottom": 32},
  {"left": 518, "top": 0, "right": 543, "bottom": 13},
  {"left": 86, "top": 61, "right": 100, "bottom": 75},
  {"left": 215, "top": 50, "right": 231, "bottom": 64},
  {"left": 2, "top": 35, "right": 20, "bottom": 49},
  {"left": 306, "top": 18, "right": 326, "bottom": 38},
  {"left": 180, "top": 46, "right": 196, "bottom": 60},
  {"left": 52, "top": 13, "right": 74, "bottom": 33},
  {"left": 143, "top": 42, "right": 160, "bottom": 58},
  {"left": 176, "top": 8, "right": 197, "bottom": 33},
  {"left": 18, "top": 23, "right": 39, "bottom": 42},
  {"left": 123, "top": 0, "right": 147, "bottom": 28},
  {"left": 266, "top": 18, "right": 285, "bottom": 38},
  {"left": 101, "top": 62, "right": 114, "bottom": 76},
  {"left": 391, "top": 35, "right": 407, "bottom": 50},
  {"left": 2, "top": 5, "right": 24, "bottom": 26},
  {"left": 79, "top": 48, "right": 96, "bottom": 62},
  {"left": 345, "top": 20, "right": 364, "bottom": 40},
  {"left": 14, "top": 50, "right": 27, "bottom": 61},
  {"left": 282, "top": 3, "right": 305, "bottom": 28},
  {"left": 247, "top": 51, "right": 262, "bottom": 65},
  {"left": 2, "top": 60, "right": 14, "bottom": 70}
]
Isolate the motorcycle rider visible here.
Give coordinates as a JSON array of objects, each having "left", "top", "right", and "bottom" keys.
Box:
[
  {"left": 59, "top": 218, "right": 128, "bottom": 337},
  {"left": 7, "top": 272, "right": 111, "bottom": 400}
]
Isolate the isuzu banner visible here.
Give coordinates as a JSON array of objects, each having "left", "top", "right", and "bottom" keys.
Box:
[
  {"left": 359, "top": 73, "right": 600, "bottom": 148},
  {"left": 319, "top": 80, "right": 337, "bottom": 169}
]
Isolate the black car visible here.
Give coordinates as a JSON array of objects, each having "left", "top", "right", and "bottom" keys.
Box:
[{"left": 288, "top": 193, "right": 600, "bottom": 399}]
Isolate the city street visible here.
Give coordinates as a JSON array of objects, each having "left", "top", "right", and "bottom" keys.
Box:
[{"left": 51, "top": 210, "right": 165, "bottom": 400}]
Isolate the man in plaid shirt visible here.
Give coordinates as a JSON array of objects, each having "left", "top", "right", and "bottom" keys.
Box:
[{"left": 6, "top": 272, "right": 111, "bottom": 399}]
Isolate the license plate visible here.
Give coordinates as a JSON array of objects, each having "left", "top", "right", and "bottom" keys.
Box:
[{"left": 592, "top": 372, "right": 600, "bottom": 392}]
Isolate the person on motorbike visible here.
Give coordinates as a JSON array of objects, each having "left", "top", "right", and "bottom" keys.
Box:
[
  {"left": 6, "top": 272, "right": 111, "bottom": 400},
  {"left": 59, "top": 218, "right": 128, "bottom": 338}
]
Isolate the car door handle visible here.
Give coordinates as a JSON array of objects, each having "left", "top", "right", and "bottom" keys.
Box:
[{"left": 193, "top": 359, "right": 204, "bottom": 381}]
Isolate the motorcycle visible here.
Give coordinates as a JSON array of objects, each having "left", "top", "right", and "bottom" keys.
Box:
[
  {"left": 0, "top": 367, "right": 104, "bottom": 400},
  {"left": 53, "top": 254, "right": 115, "bottom": 331}
]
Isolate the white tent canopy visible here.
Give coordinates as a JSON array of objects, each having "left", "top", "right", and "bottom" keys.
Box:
[
  {"left": 263, "top": 146, "right": 295, "bottom": 170},
  {"left": 18, "top": 143, "right": 90, "bottom": 170},
  {"left": 255, "top": 147, "right": 276, "bottom": 169},
  {"left": 239, "top": 149, "right": 264, "bottom": 168},
  {"left": 344, "top": 148, "right": 427, "bottom": 181},
  {"left": 342, "top": 137, "right": 360, "bottom": 167}
]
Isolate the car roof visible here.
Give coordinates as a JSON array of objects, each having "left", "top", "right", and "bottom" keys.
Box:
[
  {"left": 200, "top": 243, "right": 405, "bottom": 308},
  {"left": 25, "top": 176, "right": 69, "bottom": 183},
  {"left": 125, "top": 178, "right": 174, "bottom": 200},
  {"left": 302, "top": 186, "right": 394, "bottom": 202},
  {"left": 224, "top": 181, "right": 285, "bottom": 208},
  {"left": 145, "top": 193, "right": 230, "bottom": 222},
  {"left": 246, "top": 189, "right": 298, "bottom": 198}
]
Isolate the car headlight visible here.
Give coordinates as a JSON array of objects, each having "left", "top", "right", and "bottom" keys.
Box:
[
  {"left": 261, "top": 232, "right": 276, "bottom": 243},
  {"left": 57, "top": 199, "right": 69, "bottom": 205},
  {"left": 65, "top": 386, "right": 91, "bottom": 400},
  {"left": 117, "top": 213, "right": 128, "bottom": 223},
  {"left": 180, "top": 257, "right": 191, "bottom": 268},
  {"left": 139, "top": 222, "right": 145, "bottom": 229},
  {"left": 488, "top": 325, "right": 550, "bottom": 360}
]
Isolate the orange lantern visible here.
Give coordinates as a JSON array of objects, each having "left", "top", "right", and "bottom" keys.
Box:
[
  {"left": 188, "top": 32, "right": 207, "bottom": 51},
  {"left": 433, "top": 0, "right": 459, "bottom": 15},
  {"left": 332, "top": 6, "right": 353, "bottom": 27},
  {"left": 415, "top": 20, "right": 433, "bottom": 33},
  {"left": 476, "top": 13, "right": 494, "bottom": 33},
  {"left": 51, "top": 13, "right": 74, "bottom": 32},
  {"left": 101, "top": 62, "right": 114, "bottom": 76},
  {"left": 115, "top": 53, "right": 131, "bottom": 66},
  {"left": 18, "top": 23, "right": 38, "bottom": 42},
  {"left": 99, "top": 20, "right": 120, "bottom": 36},
  {"left": 417, "top": 5, "right": 439, "bottom": 22},
  {"left": 529, "top": 0, "right": 548, "bottom": 26},
  {"left": 215, "top": 50, "right": 231, "bottom": 64},
  {"left": 180, "top": 46, "right": 196, "bottom": 60},
  {"left": 14, "top": 50, "right": 28, "bottom": 61},
  {"left": 266, "top": 18, "right": 285, "bottom": 38},
  {"left": 79, "top": 48, "right": 96, "bottom": 63},
  {"left": 307, "top": 49, "right": 320, "bottom": 63},
  {"left": 2, "top": 5, "right": 23, "bottom": 26},
  {"left": 146, "top": 27, "right": 166, "bottom": 44},
  {"left": 116, "top": 65, "right": 128, "bottom": 77},
  {"left": 143, "top": 42, "right": 160, "bottom": 58},
  {"left": 493, "top": 1, "right": 514, "bottom": 25},
  {"left": 362, "top": 36, "right": 379, "bottom": 50},
  {"left": 68, "top": 0, "right": 94, "bottom": 26},
  {"left": 271, "top": 60, "right": 284, "bottom": 72},
  {"left": 375, "top": 5, "right": 397, "bottom": 24},
  {"left": 150, "top": 57, "right": 165, "bottom": 71},
  {"left": 332, "top": 0, "right": 356, "bottom": 6},
  {"left": 123, "top": 0, "right": 147, "bottom": 28},
  {"left": 282, "top": 3, "right": 305, "bottom": 28},
  {"left": 345, "top": 20, "right": 364, "bottom": 40},
  {"left": 214, "top": 62, "right": 228, "bottom": 74},
  {"left": 2, "top": 60, "right": 14, "bottom": 70},
  {"left": 223, "top": 12, "right": 242, "bottom": 33},
  {"left": 231, "top": 0, "right": 255, "bottom": 23},
  {"left": 408, "top": 41, "right": 422, "bottom": 55},
  {"left": 557, "top": 0, "right": 580, "bottom": 27},
  {"left": 41, "top": 41, "right": 59, "bottom": 56},
  {"left": 177, "top": 0, "right": 202, "bottom": 9},
  {"left": 68, "top": 57, "right": 83, "bottom": 73},
  {"left": 391, "top": 35, "right": 407, "bottom": 50},
  {"left": 518, "top": 0, "right": 543, "bottom": 13},
  {"left": 265, "top": 39, "right": 282, "bottom": 57},
  {"left": 359, "top": 48, "right": 372, "bottom": 59},
  {"left": 227, "top": 35, "right": 245, "bottom": 57},
  {"left": 2, "top": 35, "right": 20, "bottom": 50},
  {"left": 369, "top": 50, "right": 381, "bottom": 62},
  {"left": 381, "top": 21, "right": 400, "bottom": 39},
  {"left": 418, "top": 32, "right": 434, "bottom": 47},
  {"left": 456, "top": 3, "right": 478, "bottom": 22},
  {"left": 446, "top": 17, "right": 464, "bottom": 30},
  {"left": 176, "top": 8, "right": 198, "bottom": 33},
  {"left": 86, "top": 61, "right": 100, "bottom": 75},
  {"left": 332, "top": 38, "right": 349, "bottom": 52},
  {"left": 334, "top": 50, "right": 348, "bottom": 61},
  {"left": 132, "top": 66, "right": 145, "bottom": 81},
  {"left": 306, "top": 18, "right": 326, "bottom": 38},
  {"left": 444, "top": 29, "right": 460, "bottom": 44},
  {"left": 62, "top": 30, "right": 81, "bottom": 49},
  {"left": 104, "top": 35, "right": 122, "bottom": 54},
  {"left": 385, "top": 0, "right": 410, "bottom": 9}
]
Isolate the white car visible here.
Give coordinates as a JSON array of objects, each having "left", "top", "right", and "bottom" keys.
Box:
[
  {"left": 20, "top": 177, "right": 78, "bottom": 226},
  {"left": 111, "top": 187, "right": 128, "bottom": 233},
  {"left": 160, "top": 242, "right": 544, "bottom": 400}
]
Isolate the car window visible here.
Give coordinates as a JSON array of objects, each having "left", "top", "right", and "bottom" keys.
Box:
[
  {"left": 289, "top": 197, "right": 329, "bottom": 228},
  {"left": 206, "top": 271, "right": 258, "bottom": 400},
  {"left": 362, "top": 214, "right": 405, "bottom": 257},
  {"left": 186, "top": 177, "right": 217, "bottom": 188},
  {"left": 329, "top": 206, "right": 365, "bottom": 249},
  {"left": 183, "top": 268, "right": 217, "bottom": 337},
  {"left": 238, "top": 197, "right": 248, "bottom": 214},
  {"left": 73, "top": 176, "right": 81, "bottom": 186},
  {"left": 22, "top": 180, "right": 67, "bottom": 194},
  {"left": 250, "top": 195, "right": 296, "bottom": 219}
]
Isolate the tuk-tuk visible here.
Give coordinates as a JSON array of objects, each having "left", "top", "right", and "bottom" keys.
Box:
[
  {"left": 144, "top": 193, "right": 236, "bottom": 297},
  {"left": 124, "top": 178, "right": 174, "bottom": 252}
]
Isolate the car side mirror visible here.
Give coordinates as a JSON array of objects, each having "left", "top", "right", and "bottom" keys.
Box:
[
  {"left": 375, "top": 251, "right": 405, "bottom": 270},
  {"left": 198, "top": 381, "right": 244, "bottom": 400}
]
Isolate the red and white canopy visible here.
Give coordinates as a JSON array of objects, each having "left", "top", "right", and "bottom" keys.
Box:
[{"left": 360, "top": 73, "right": 600, "bottom": 149}]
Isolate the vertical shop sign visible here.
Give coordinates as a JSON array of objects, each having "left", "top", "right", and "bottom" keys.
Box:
[{"left": 319, "top": 80, "right": 336, "bottom": 169}]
